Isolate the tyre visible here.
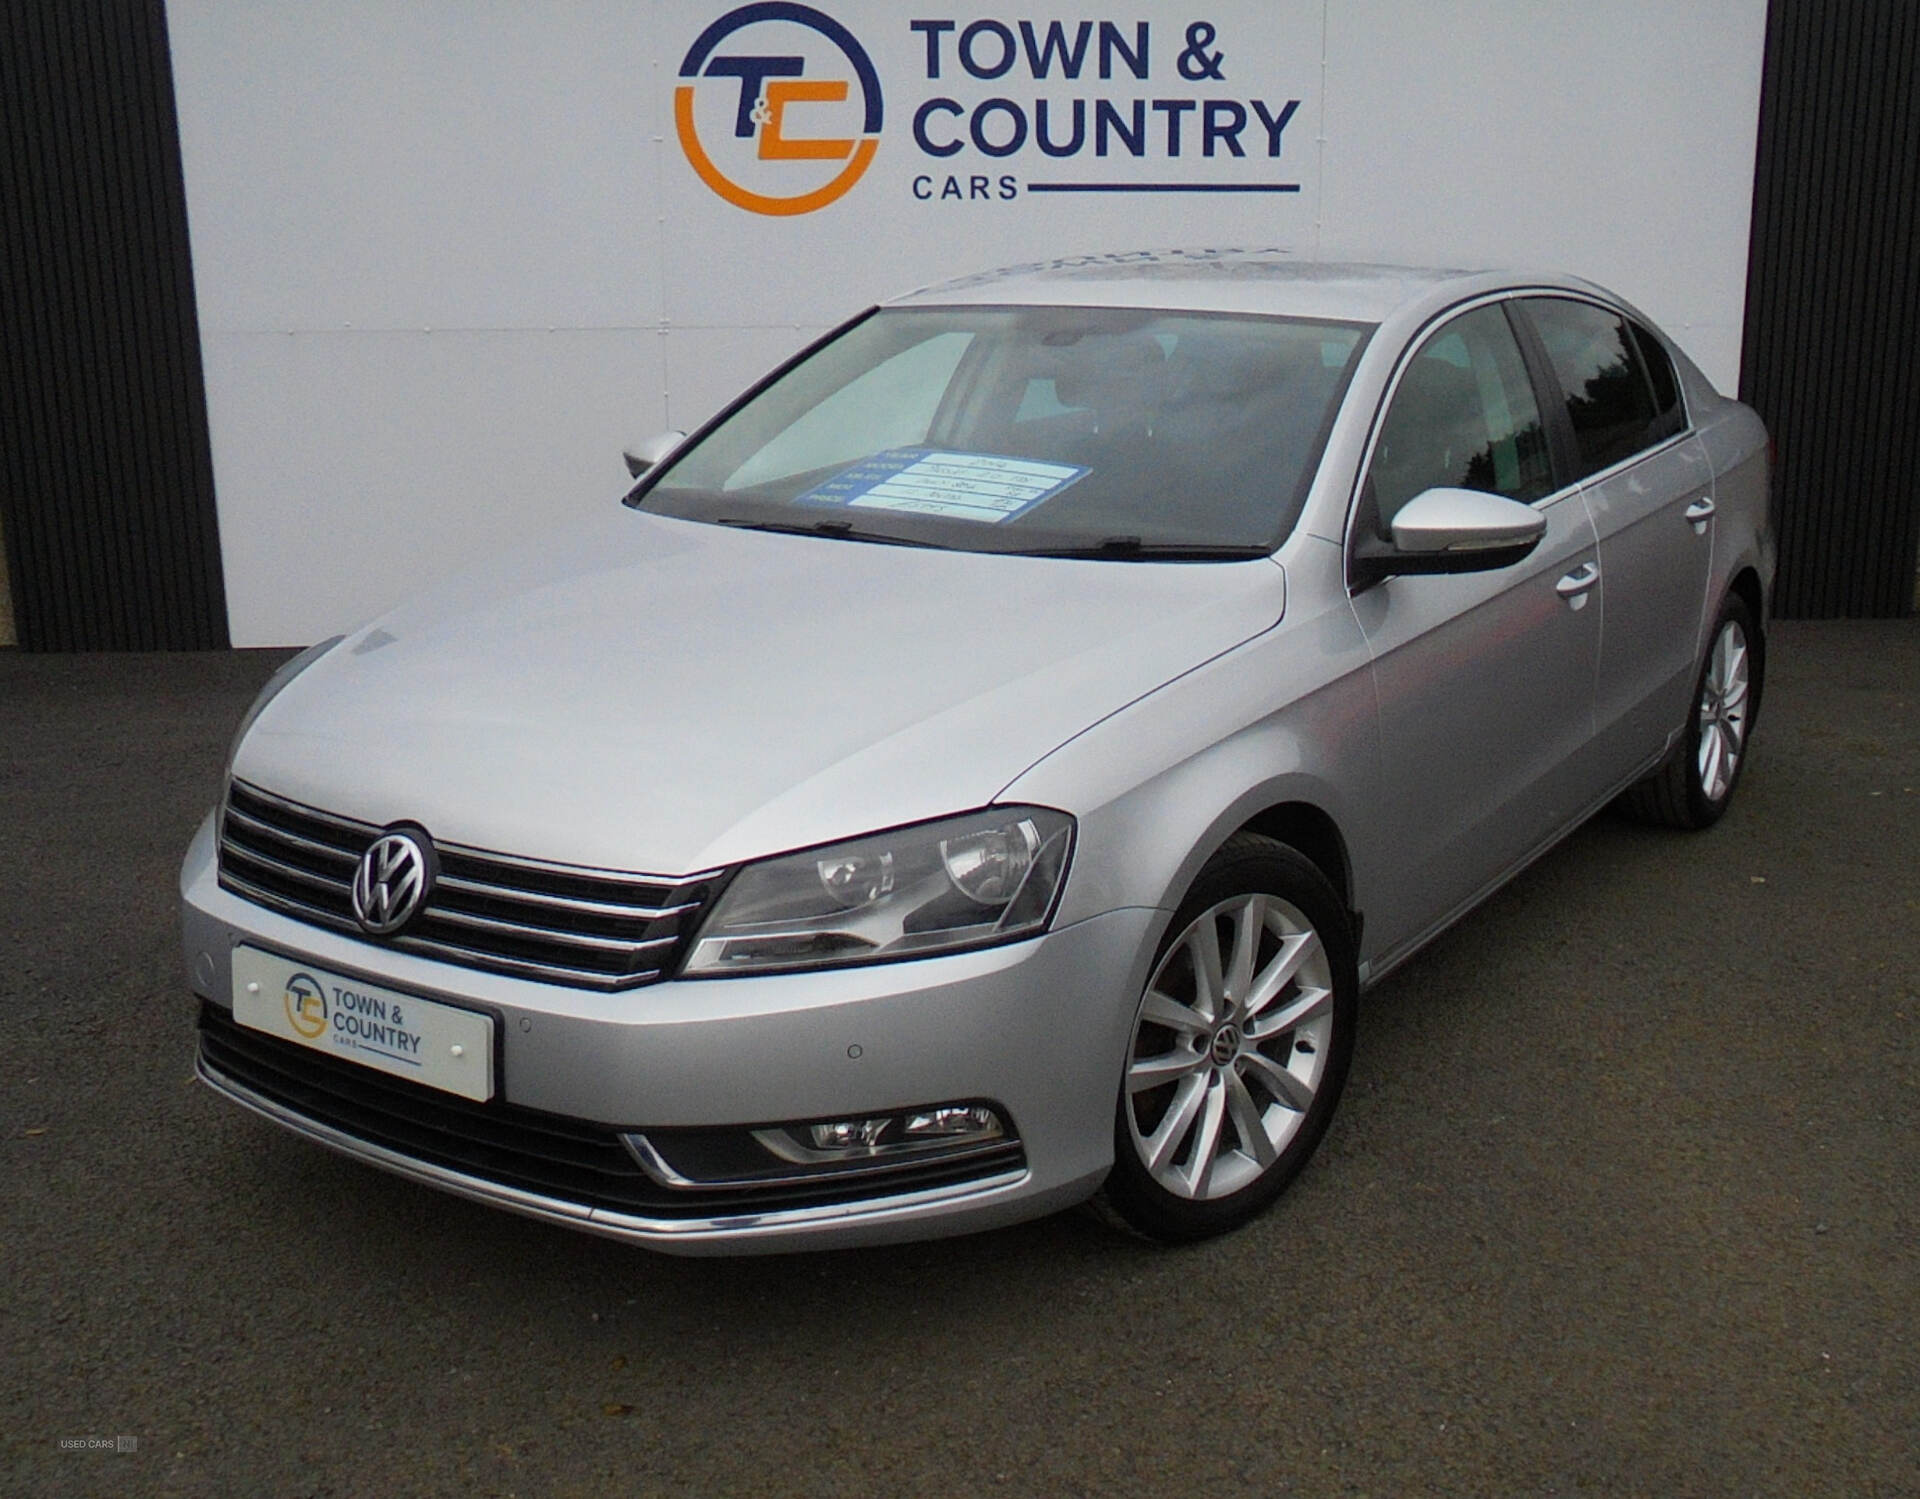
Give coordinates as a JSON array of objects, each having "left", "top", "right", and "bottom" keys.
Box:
[
  {"left": 1617, "top": 593, "right": 1762, "bottom": 829},
  {"left": 1104, "top": 834, "right": 1358, "bottom": 1242}
]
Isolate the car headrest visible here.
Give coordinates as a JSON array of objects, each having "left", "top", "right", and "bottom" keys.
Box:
[{"left": 1051, "top": 334, "right": 1168, "bottom": 412}]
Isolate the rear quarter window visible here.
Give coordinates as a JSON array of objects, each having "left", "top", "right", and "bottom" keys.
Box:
[
  {"left": 1523, "top": 297, "right": 1664, "bottom": 477},
  {"left": 1630, "top": 319, "right": 1687, "bottom": 442}
]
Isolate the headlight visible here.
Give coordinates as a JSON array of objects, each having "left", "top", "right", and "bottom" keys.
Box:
[{"left": 683, "top": 807, "right": 1075, "bottom": 975}]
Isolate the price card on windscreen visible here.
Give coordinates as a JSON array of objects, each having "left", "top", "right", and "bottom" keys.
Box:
[{"left": 795, "top": 448, "right": 1088, "bottom": 524}]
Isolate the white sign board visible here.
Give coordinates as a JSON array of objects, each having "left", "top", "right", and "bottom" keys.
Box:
[{"left": 168, "top": 1, "right": 1767, "bottom": 646}]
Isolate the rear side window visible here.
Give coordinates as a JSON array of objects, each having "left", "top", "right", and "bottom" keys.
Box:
[
  {"left": 1523, "top": 297, "right": 1663, "bottom": 477},
  {"left": 1630, "top": 320, "right": 1686, "bottom": 441}
]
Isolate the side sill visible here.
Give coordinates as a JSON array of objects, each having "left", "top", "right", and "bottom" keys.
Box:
[{"left": 1357, "top": 742, "right": 1671, "bottom": 991}]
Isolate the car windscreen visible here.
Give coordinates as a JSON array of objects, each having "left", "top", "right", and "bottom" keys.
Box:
[{"left": 634, "top": 305, "right": 1372, "bottom": 557}]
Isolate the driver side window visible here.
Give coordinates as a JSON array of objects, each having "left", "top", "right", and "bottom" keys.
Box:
[{"left": 1366, "top": 303, "right": 1552, "bottom": 535}]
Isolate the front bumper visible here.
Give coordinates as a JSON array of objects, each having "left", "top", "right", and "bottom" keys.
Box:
[{"left": 181, "top": 814, "right": 1158, "bottom": 1253}]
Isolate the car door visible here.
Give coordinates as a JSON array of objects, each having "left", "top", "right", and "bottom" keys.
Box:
[
  {"left": 1348, "top": 299, "right": 1604, "bottom": 962},
  {"left": 1515, "top": 297, "right": 1716, "bottom": 784}
]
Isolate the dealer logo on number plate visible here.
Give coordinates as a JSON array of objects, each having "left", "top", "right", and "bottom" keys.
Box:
[{"left": 231, "top": 945, "right": 494, "bottom": 1101}]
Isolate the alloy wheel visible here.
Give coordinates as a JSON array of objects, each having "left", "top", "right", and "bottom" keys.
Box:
[
  {"left": 1697, "top": 617, "right": 1751, "bottom": 803},
  {"left": 1124, "top": 894, "right": 1334, "bottom": 1201}
]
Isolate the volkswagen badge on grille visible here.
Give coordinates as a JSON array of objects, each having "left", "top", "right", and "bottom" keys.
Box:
[{"left": 351, "top": 830, "right": 432, "bottom": 935}]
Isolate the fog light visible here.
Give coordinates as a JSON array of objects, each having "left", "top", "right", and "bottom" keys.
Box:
[
  {"left": 751, "top": 1101, "right": 1012, "bottom": 1168},
  {"left": 809, "top": 1117, "right": 890, "bottom": 1151},
  {"left": 903, "top": 1105, "right": 1002, "bottom": 1142}
]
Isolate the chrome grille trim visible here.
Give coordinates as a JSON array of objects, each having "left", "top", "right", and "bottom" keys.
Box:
[
  {"left": 433, "top": 872, "right": 696, "bottom": 922},
  {"left": 420, "top": 838, "right": 713, "bottom": 883},
  {"left": 221, "top": 803, "right": 361, "bottom": 864},
  {"left": 216, "top": 779, "right": 719, "bottom": 991},
  {"left": 424, "top": 903, "right": 681, "bottom": 955},
  {"left": 389, "top": 936, "right": 669, "bottom": 989},
  {"left": 220, "top": 840, "right": 348, "bottom": 895},
  {"left": 231, "top": 780, "right": 379, "bottom": 838},
  {"left": 218, "top": 868, "right": 363, "bottom": 936}
]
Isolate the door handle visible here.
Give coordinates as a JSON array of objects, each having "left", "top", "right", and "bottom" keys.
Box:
[
  {"left": 1556, "top": 561, "right": 1599, "bottom": 609},
  {"left": 1684, "top": 496, "right": 1716, "bottom": 534}
]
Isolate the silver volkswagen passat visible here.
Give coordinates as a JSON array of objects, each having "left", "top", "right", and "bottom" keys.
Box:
[{"left": 182, "top": 252, "right": 1772, "bottom": 1252}]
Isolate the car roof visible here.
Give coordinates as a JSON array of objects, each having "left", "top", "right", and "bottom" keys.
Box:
[{"left": 886, "top": 249, "right": 1585, "bottom": 324}]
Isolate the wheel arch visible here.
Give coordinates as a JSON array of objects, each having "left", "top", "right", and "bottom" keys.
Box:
[
  {"left": 1000, "top": 620, "right": 1378, "bottom": 951},
  {"left": 1236, "top": 801, "right": 1355, "bottom": 917},
  {"left": 1130, "top": 785, "right": 1362, "bottom": 967},
  {"left": 1728, "top": 565, "right": 1766, "bottom": 636},
  {"left": 1723, "top": 564, "right": 1769, "bottom": 714}
]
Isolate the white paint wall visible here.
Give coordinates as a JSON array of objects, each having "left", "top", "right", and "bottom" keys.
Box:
[{"left": 168, "top": 1, "right": 1767, "bottom": 646}]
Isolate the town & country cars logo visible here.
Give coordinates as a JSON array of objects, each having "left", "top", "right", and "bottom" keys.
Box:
[
  {"left": 675, "top": 10, "right": 1305, "bottom": 213},
  {"left": 676, "top": 2, "right": 883, "bottom": 216},
  {"left": 284, "top": 972, "right": 328, "bottom": 1040}
]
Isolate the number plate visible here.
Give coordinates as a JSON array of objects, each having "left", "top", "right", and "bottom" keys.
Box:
[{"left": 231, "top": 945, "right": 495, "bottom": 1101}]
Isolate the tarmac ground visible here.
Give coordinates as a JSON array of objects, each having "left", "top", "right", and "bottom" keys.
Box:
[{"left": 3, "top": 619, "right": 1916, "bottom": 1497}]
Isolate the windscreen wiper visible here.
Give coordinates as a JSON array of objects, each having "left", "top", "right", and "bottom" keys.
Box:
[
  {"left": 714, "top": 517, "right": 940, "bottom": 549},
  {"left": 1020, "top": 536, "right": 1274, "bottom": 561}
]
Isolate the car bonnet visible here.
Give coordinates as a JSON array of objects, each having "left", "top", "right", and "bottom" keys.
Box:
[{"left": 233, "top": 508, "right": 1285, "bottom": 876}]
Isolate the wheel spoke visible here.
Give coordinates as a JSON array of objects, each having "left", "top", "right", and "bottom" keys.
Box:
[
  {"left": 1140, "top": 988, "right": 1209, "bottom": 1036},
  {"left": 1246, "top": 982, "right": 1332, "bottom": 1041},
  {"left": 1144, "top": 1074, "right": 1205, "bottom": 1173},
  {"left": 1241, "top": 1048, "right": 1316, "bottom": 1113},
  {"left": 1128, "top": 1048, "right": 1201, "bottom": 1093},
  {"left": 1705, "top": 724, "right": 1730, "bottom": 799},
  {"left": 1225, "top": 896, "right": 1263, "bottom": 1008},
  {"left": 1712, "top": 627, "right": 1744, "bottom": 689},
  {"left": 1183, "top": 1078, "right": 1229, "bottom": 1197},
  {"left": 1244, "top": 930, "right": 1320, "bottom": 1019},
  {"left": 1225, "top": 1071, "right": 1277, "bottom": 1168},
  {"left": 1188, "top": 916, "right": 1226, "bottom": 1021}
]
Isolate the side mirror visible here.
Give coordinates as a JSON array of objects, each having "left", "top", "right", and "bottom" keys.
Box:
[
  {"left": 623, "top": 431, "right": 687, "bottom": 479},
  {"left": 1351, "top": 487, "right": 1547, "bottom": 585}
]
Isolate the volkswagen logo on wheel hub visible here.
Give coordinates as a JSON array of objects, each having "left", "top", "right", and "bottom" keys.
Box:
[{"left": 351, "top": 830, "right": 432, "bottom": 935}]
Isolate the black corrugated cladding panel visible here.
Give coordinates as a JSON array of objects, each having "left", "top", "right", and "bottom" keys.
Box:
[
  {"left": 0, "top": 0, "right": 227, "bottom": 650},
  {"left": 1740, "top": 0, "right": 1920, "bottom": 618}
]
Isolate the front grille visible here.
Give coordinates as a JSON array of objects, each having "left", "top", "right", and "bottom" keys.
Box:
[
  {"left": 199, "top": 1003, "right": 1027, "bottom": 1220},
  {"left": 217, "top": 779, "right": 718, "bottom": 990}
]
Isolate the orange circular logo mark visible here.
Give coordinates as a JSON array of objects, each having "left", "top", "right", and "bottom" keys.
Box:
[
  {"left": 676, "top": 4, "right": 882, "bottom": 217},
  {"left": 284, "top": 973, "right": 328, "bottom": 1040}
]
